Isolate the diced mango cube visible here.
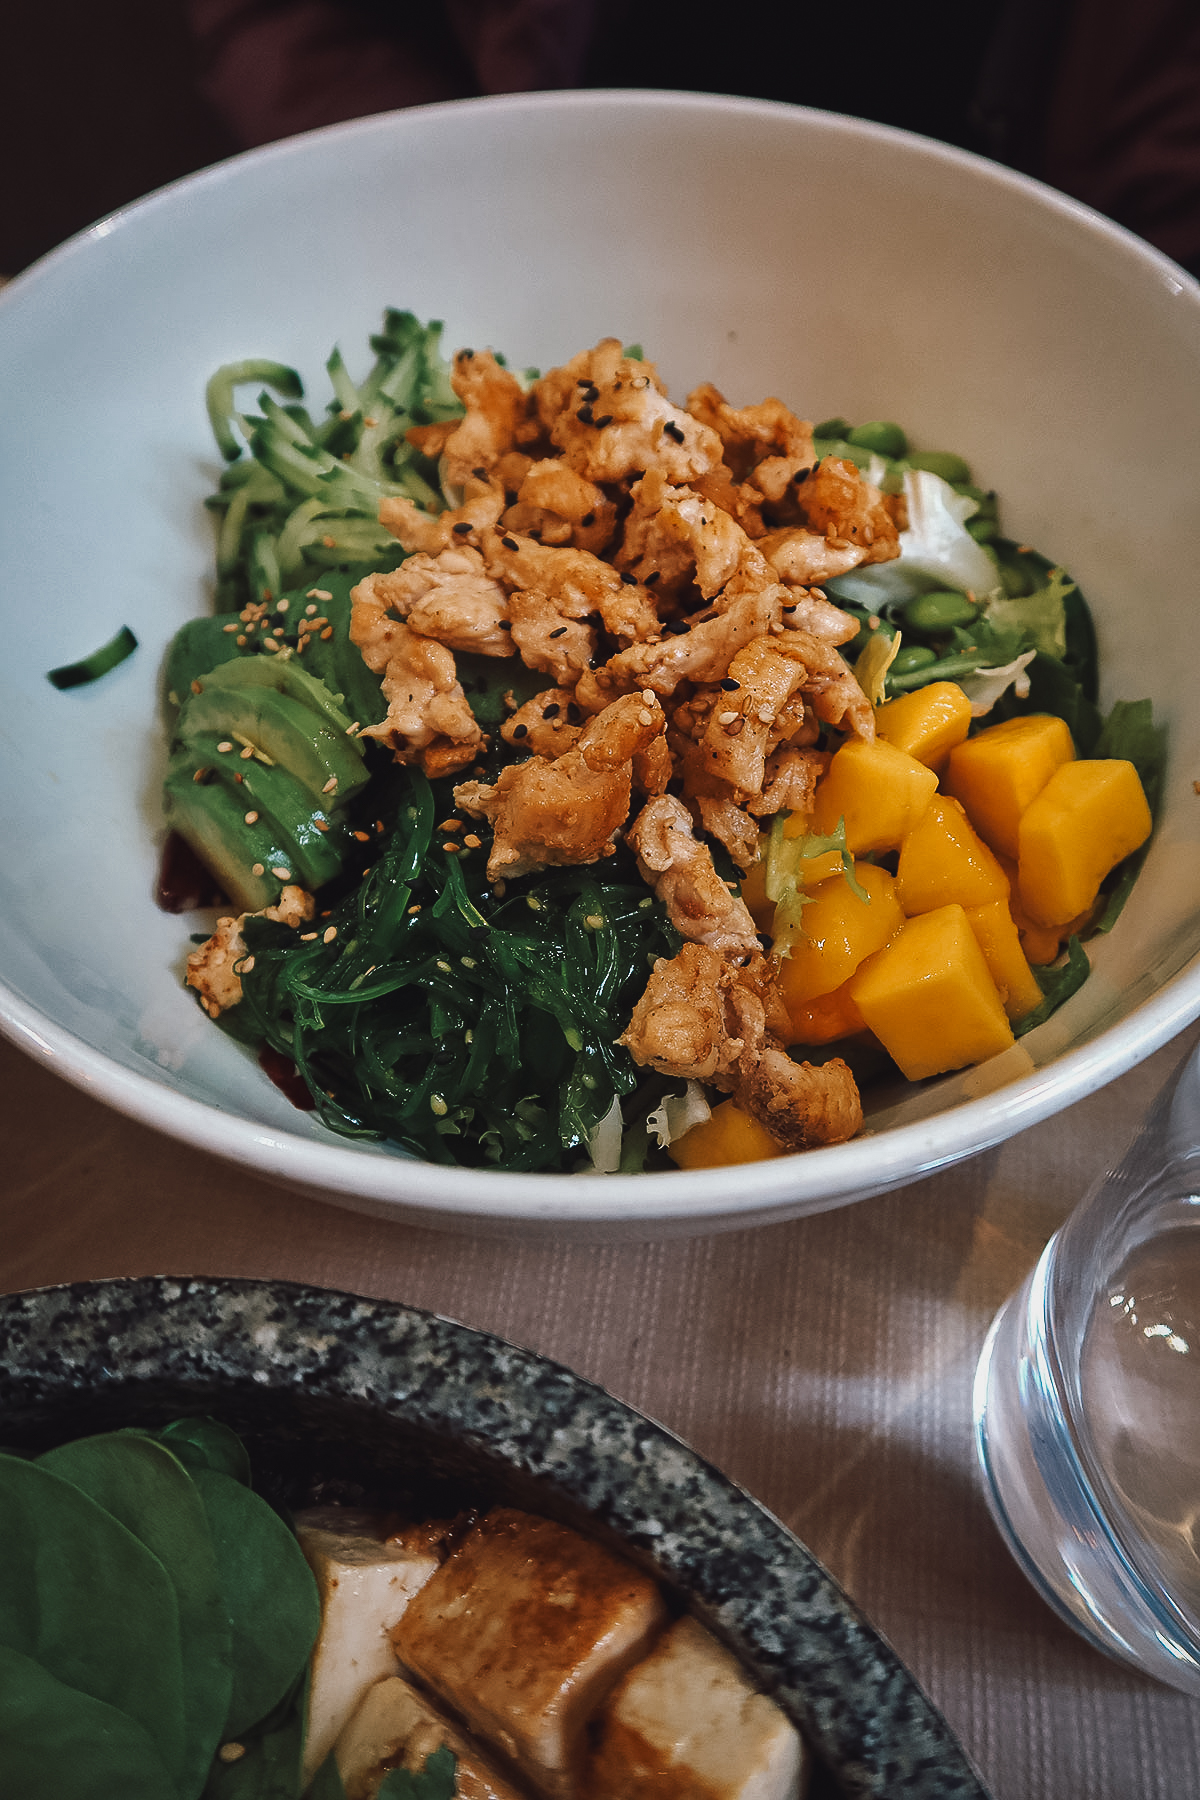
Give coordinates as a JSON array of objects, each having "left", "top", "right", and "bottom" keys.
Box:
[
  {"left": 895, "top": 795, "right": 1010, "bottom": 915},
  {"left": 780, "top": 981, "right": 867, "bottom": 1046},
  {"left": 1017, "top": 758, "right": 1152, "bottom": 927},
  {"left": 874, "top": 680, "right": 973, "bottom": 771},
  {"left": 774, "top": 862, "right": 905, "bottom": 1010},
  {"left": 809, "top": 738, "right": 939, "bottom": 853},
  {"left": 944, "top": 712, "right": 1075, "bottom": 858},
  {"left": 669, "top": 1099, "right": 784, "bottom": 1169},
  {"left": 996, "top": 854, "right": 1066, "bottom": 964},
  {"left": 964, "top": 899, "right": 1045, "bottom": 1022},
  {"left": 848, "top": 904, "right": 1015, "bottom": 1080}
]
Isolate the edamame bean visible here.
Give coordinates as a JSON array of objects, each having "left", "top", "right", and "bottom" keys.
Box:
[
  {"left": 907, "top": 449, "right": 972, "bottom": 485},
  {"left": 888, "top": 644, "right": 938, "bottom": 678},
  {"left": 901, "top": 590, "right": 978, "bottom": 632},
  {"left": 846, "top": 614, "right": 897, "bottom": 658},
  {"left": 846, "top": 420, "right": 908, "bottom": 458}
]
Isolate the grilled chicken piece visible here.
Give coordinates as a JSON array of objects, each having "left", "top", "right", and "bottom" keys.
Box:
[
  {"left": 586, "top": 1615, "right": 809, "bottom": 1800},
  {"left": 296, "top": 1509, "right": 442, "bottom": 1786},
  {"left": 391, "top": 1509, "right": 667, "bottom": 1800},
  {"left": 335, "top": 1674, "right": 531, "bottom": 1800},
  {"left": 626, "top": 795, "right": 761, "bottom": 954},
  {"left": 185, "top": 885, "right": 314, "bottom": 1017},
  {"left": 534, "top": 338, "right": 722, "bottom": 486},
  {"left": 454, "top": 692, "right": 664, "bottom": 881}
]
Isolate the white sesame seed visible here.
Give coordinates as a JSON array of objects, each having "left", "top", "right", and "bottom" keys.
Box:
[
  {"left": 276, "top": 597, "right": 289, "bottom": 613},
  {"left": 272, "top": 866, "right": 291, "bottom": 880},
  {"left": 217, "top": 740, "right": 234, "bottom": 753},
  {"left": 244, "top": 810, "right": 259, "bottom": 825},
  {"left": 240, "top": 955, "right": 255, "bottom": 974},
  {"left": 430, "top": 1094, "right": 448, "bottom": 1116},
  {"left": 322, "top": 777, "right": 338, "bottom": 794},
  {"left": 300, "top": 932, "right": 318, "bottom": 941},
  {"left": 323, "top": 925, "right": 337, "bottom": 943},
  {"left": 251, "top": 863, "right": 265, "bottom": 877}
]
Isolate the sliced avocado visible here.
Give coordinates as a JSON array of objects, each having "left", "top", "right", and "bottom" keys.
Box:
[
  {"left": 194, "top": 733, "right": 350, "bottom": 892},
  {"left": 197, "top": 652, "right": 360, "bottom": 738},
  {"left": 163, "top": 616, "right": 249, "bottom": 714},
  {"left": 178, "top": 682, "right": 370, "bottom": 805},
  {"left": 164, "top": 758, "right": 294, "bottom": 913},
  {"left": 285, "top": 570, "right": 389, "bottom": 728}
]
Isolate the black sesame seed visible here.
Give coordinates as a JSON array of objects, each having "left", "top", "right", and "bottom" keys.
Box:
[
  {"left": 581, "top": 511, "right": 596, "bottom": 527},
  {"left": 594, "top": 414, "right": 613, "bottom": 428},
  {"left": 498, "top": 619, "right": 512, "bottom": 630},
  {"left": 665, "top": 619, "right": 690, "bottom": 635},
  {"left": 720, "top": 677, "right": 741, "bottom": 691},
  {"left": 548, "top": 626, "right": 568, "bottom": 639},
  {"left": 543, "top": 703, "right": 561, "bottom": 718},
  {"left": 566, "top": 701, "right": 583, "bottom": 723},
  {"left": 473, "top": 466, "right": 489, "bottom": 479},
  {"left": 663, "top": 420, "right": 685, "bottom": 444},
  {"left": 512, "top": 723, "right": 528, "bottom": 738},
  {"left": 452, "top": 520, "right": 473, "bottom": 534},
  {"left": 793, "top": 464, "right": 812, "bottom": 483},
  {"left": 577, "top": 404, "right": 595, "bottom": 425},
  {"left": 502, "top": 536, "right": 519, "bottom": 551},
  {"left": 645, "top": 571, "right": 661, "bottom": 586},
  {"left": 620, "top": 571, "right": 638, "bottom": 585}
]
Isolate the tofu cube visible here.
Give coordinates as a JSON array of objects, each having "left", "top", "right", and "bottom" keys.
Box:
[
  {"left": 587, "top": 1615, "right": 809, "bottom": 1800},
  {"left": 296, "top": 1509, "right": 442, "bottom": 1786},
  {"left": 392, "top": 1508, "right": 668, "bottom": 1798},
  {"left": 335, "top": 1674, "right": 529, "bottom": 1800}
]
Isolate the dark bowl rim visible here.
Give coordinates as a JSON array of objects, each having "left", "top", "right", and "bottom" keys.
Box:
[{"left": 0, "top": 1274, "right": 989, "bottom": 1798}]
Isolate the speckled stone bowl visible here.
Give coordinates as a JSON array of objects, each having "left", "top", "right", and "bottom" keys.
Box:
[{"left": 0, "top": 1276, "right": 988, "bottom": 1799}]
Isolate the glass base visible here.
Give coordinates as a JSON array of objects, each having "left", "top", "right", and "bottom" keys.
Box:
[{"left": 972, "top": 1242, "right": 1200, "bottom": 1697}]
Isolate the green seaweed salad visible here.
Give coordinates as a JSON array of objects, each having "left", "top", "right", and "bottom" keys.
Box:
[
  {"left": 163, "top": 311, "right": 1165, "bottom": 1172},
  {"left": 0, "top": 1419, "right": 453, "bottom": 1800}
]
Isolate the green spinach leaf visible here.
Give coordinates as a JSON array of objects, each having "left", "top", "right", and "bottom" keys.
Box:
[
  {"left": 189, "top": 1465, "right": 321, "bottom": 1738},
  {"left": 37, "top": 1433, "right": 233, "bottom": 1800},
  {"left": 0, "top": 1454, "right": 189, "bottom": 1785},
  {"left": 0, "top": 1644, "right": 182, "bottom": 1799}
]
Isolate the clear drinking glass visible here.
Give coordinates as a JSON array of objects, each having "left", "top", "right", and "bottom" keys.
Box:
[{"left": 973, "top": 1042, "right": 1200, "bottom": 1693}]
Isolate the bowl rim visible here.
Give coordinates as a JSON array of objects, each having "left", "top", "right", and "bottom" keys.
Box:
[
  {"left": 0, "top": 1272, "right": 992, "bottom": 1798},
  {"left": 3, "top": 87, "right": 1200, "bottom": 1228}
]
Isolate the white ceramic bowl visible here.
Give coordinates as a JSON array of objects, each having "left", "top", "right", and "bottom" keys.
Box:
[{"left": 3, "top": 91, "right": 1199, "bottom": 1237}]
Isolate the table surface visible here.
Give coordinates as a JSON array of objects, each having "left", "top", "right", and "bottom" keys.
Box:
[{"left": 5, "top": 1021, "right": 1200, "bottom": 1800}]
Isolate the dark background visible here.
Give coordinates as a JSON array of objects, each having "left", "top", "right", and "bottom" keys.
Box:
[
  {"left": 0, "top": 0, "right": 1014, "bottom": 278},
  {"left": 2, "top": 2, "right": 237, "bottom": 275}
]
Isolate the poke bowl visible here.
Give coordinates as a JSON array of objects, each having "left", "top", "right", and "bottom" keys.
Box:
[
  {"left": 0, "top": 1275, "right": 989, "bottom": 1798},
  {"left": 1, "top": 90, "right": 1199, "bottom": 1236}
]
